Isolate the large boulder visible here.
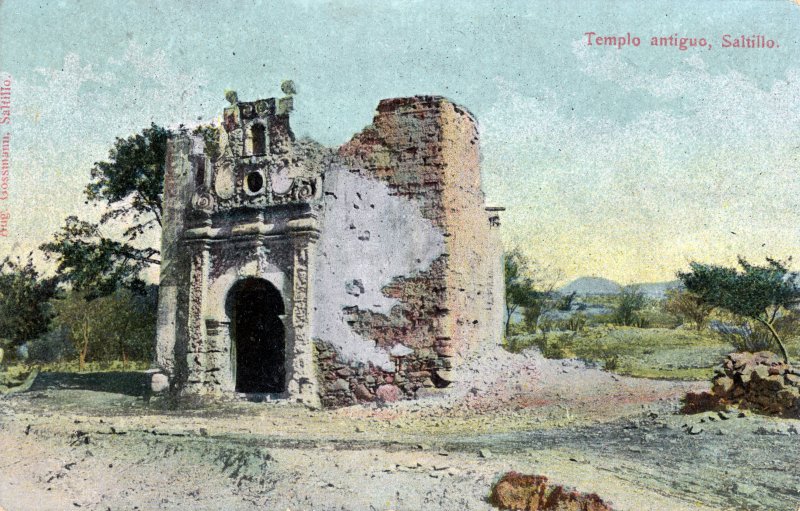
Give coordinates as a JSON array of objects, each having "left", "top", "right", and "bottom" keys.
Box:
[
  {"left": 489, "top": 471, "right": 614, "bottom": 511},
  {"left": 490, "top": 472, "right": 548, "bottom": 510},
  {"left": 150, "top": 372, "right": 170, "bottom": 393}
]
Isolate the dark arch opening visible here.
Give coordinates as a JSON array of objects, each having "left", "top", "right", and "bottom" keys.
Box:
[
  {"left": 251, "top": 123, "right": 266, "bottom": 155},
  {"left": 226, "top": 278, "right": 286, "bottom": 393}
]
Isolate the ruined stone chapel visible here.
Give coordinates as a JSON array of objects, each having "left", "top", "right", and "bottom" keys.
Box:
[{"left": 156, "top": 84, "right": 504, "bottom": 407}]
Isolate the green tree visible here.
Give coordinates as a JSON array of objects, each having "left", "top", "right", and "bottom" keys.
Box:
[
  {"left": 87, "top": 123, "right": 170, "bottom": 234},
  {"left": 612, "top": 287, "right": 646, "bottom": 326},
  {"left": 664, "top": 288, "right": 713, "bottom": 331},
  {"left": 53, "top": 287, "right": 157, "bottom": 370},
  {"left": 41, "top": 217, "right": 158, "bottom": 299},
  {"left": 678, "top": 257, "right": 800, "bottom": 363},
  {"left": 53, "top": 290, "right": 102, "bottom": 370},
  {"left": 0, "top": 255, "right": 58, "bottom": 352},
  {"left": 41, "top": 124, "right": 169, "bottom": 297},
  {"left": 504, "top": 249, "right": 561, "bottom": 336},
  {"left": 102, "top": 286, "right": 158, "bottom": 365}
]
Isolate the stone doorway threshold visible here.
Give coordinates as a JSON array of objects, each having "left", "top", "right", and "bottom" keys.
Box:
[{"left": 234, "top": 392, "right": 287, "bottom": 403}]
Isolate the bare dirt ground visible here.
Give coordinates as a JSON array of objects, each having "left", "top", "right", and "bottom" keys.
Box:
[{"left": 1, "top": 347, "right": 799, "bottom": 510}]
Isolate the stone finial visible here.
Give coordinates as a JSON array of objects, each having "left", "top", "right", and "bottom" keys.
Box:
[
  {"left": 281, "top": 80, "right": 296, "bottom": 96},
  {"left": 278, "top": 81, "right": 295, "bottom": 116},
  {"left": 224, "top": 89, "right": 238, "bottom": 105}
]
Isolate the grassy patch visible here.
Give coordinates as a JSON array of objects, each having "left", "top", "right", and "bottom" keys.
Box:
[
  {"left": 2, "top": 360, "right": 153, "bottom": 395},
  {"left": 506, "top": 327, "right": 738, "bottom": 380},
  {"left": 2, "top": 360, "right": 151, "bottom": 376},
  {"left": 0, "top": 364, "right": 36, "bottom": 387}
]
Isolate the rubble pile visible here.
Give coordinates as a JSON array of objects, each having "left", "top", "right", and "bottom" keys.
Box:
[{"left": 683, "top": 351, "right": 800, "bottom": 417}]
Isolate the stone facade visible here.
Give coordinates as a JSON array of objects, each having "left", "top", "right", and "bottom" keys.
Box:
[{"left": 156, "top": 88, "right": 504, "bottom": 407}]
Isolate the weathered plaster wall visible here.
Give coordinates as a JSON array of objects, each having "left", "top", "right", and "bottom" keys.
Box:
[
  {"left": 313, "top": 96, "right": 501, "bottom": 406},
  {"left": 312, "top": 167, "right": 445, "bottom": 370}
]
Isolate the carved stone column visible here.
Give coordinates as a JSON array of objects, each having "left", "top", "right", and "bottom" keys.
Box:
[
  {"left": 288, "top": 234, "right": 320, "bottom": 407},
  {"left": 185, "top": 241, "right": 211, "bottom": 394}
]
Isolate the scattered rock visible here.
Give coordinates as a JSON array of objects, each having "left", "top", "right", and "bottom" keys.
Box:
[
  {"left": 688, "top": 425, "right": 704, "bottom": 435},
  {"left": 681, "top": 391, "right": 721, "bottom": 415},
  {"left": 479, "top": 448, "right": 492, "bottom": 459},
  {"left": 332, "top": 379, "right": 351, "bottom": 392},
  {"left": 375, "top": 385, "right": 400, "bottom": 403},
  {"left": 353, "top": 384, "right": 374, "bottom": 402}
]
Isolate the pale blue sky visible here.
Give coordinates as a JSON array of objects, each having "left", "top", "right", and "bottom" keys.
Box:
[{"left": 1, "top": 0, "right": 798, "bottom": 283}]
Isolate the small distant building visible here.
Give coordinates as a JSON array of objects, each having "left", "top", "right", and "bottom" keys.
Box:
[{"left": 155, "top": 86, "right": 504, "bottom": 407}]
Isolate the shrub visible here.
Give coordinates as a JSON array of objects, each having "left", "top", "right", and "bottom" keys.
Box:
[
  {"left": 709, "top": 320, "right": 773, "bottom": 352},
  {"left": 27, "top": 327, "right": 76, "bottom": 363},
  {"left": 540, "top": 333, "right": 576, "bottom": 359},
  {"left": 612, "top": 288, "right": 646, "bottom": 326},
  {"left": 557, "top": 291, "right": 577, "bottom": 311},
  {"left": 538, "top": 318, "right": 555, "bottom": 333},
  {"left": 664, "top": 289, "right": 713, "bottom": 331},
  {"left": 53, "top": 286, "right": 157, "bottom": 369},
  {"left": 558, "top": 313, "right": 587, "bottom": 332},
  {"left": 603, "top": 355, "right": 619, "bottom": 371},
  {"left": 522, "top": 305, "right": 543, "bottom": 333}
]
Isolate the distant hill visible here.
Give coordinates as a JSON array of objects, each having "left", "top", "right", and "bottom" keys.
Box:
[
  {"left": 624, "top": 280, "right": 683, "bottom": 299},
  {"left": 559, "top": 277, "right": 622, "bottom": 296},
  {"left": 559, "top": 277, "right": 684, "bottom": 299}
]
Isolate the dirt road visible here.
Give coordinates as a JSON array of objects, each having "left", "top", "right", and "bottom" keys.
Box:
[{"left": 1, "top": 350, "right": 798, "bottom": 510}]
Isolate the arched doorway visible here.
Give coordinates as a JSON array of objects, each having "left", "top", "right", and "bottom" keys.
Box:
[{"left": 226, "top": 278, "right": 286, "bottom": 393}]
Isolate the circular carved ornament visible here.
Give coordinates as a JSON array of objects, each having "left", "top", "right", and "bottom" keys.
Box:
[
  {"left": 193, "top": 192, "right": 215, "bottom": 212},
  {"left": 296, "top": 182, "right": 314, "bottom": 200}
]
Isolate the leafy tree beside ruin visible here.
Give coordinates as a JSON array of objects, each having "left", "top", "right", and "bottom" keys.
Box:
[
  {"left": 53, "top": 287, "right": 157, "bottom": 370},
  {"left": 40, "top": 217, "right": 158, "bottom": 299},
  {"left": 41, "top": 124, "right": 169, "bottom": 297},
  {"left": 678, "top": 257, "right": 800, "bottom": 364},
  {"left": 504, "top": 249, "right": 561, "bottom": 336},
  {"left": 36, "top": 124, "right": 169, "bottom": 367}
]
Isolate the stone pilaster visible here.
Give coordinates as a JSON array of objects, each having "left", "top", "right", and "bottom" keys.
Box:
[
  {"left": 205, "top": 319, "right": 233, "bottom": 392},
  {"left": 156, "top": 132, "right": 193, "bottom": 375},
  {"left": 185, "top": 241, "right": 211, "bottom": 393},
  {"left": 288, "top": 235, "right": 320, "bottom": 407}
]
